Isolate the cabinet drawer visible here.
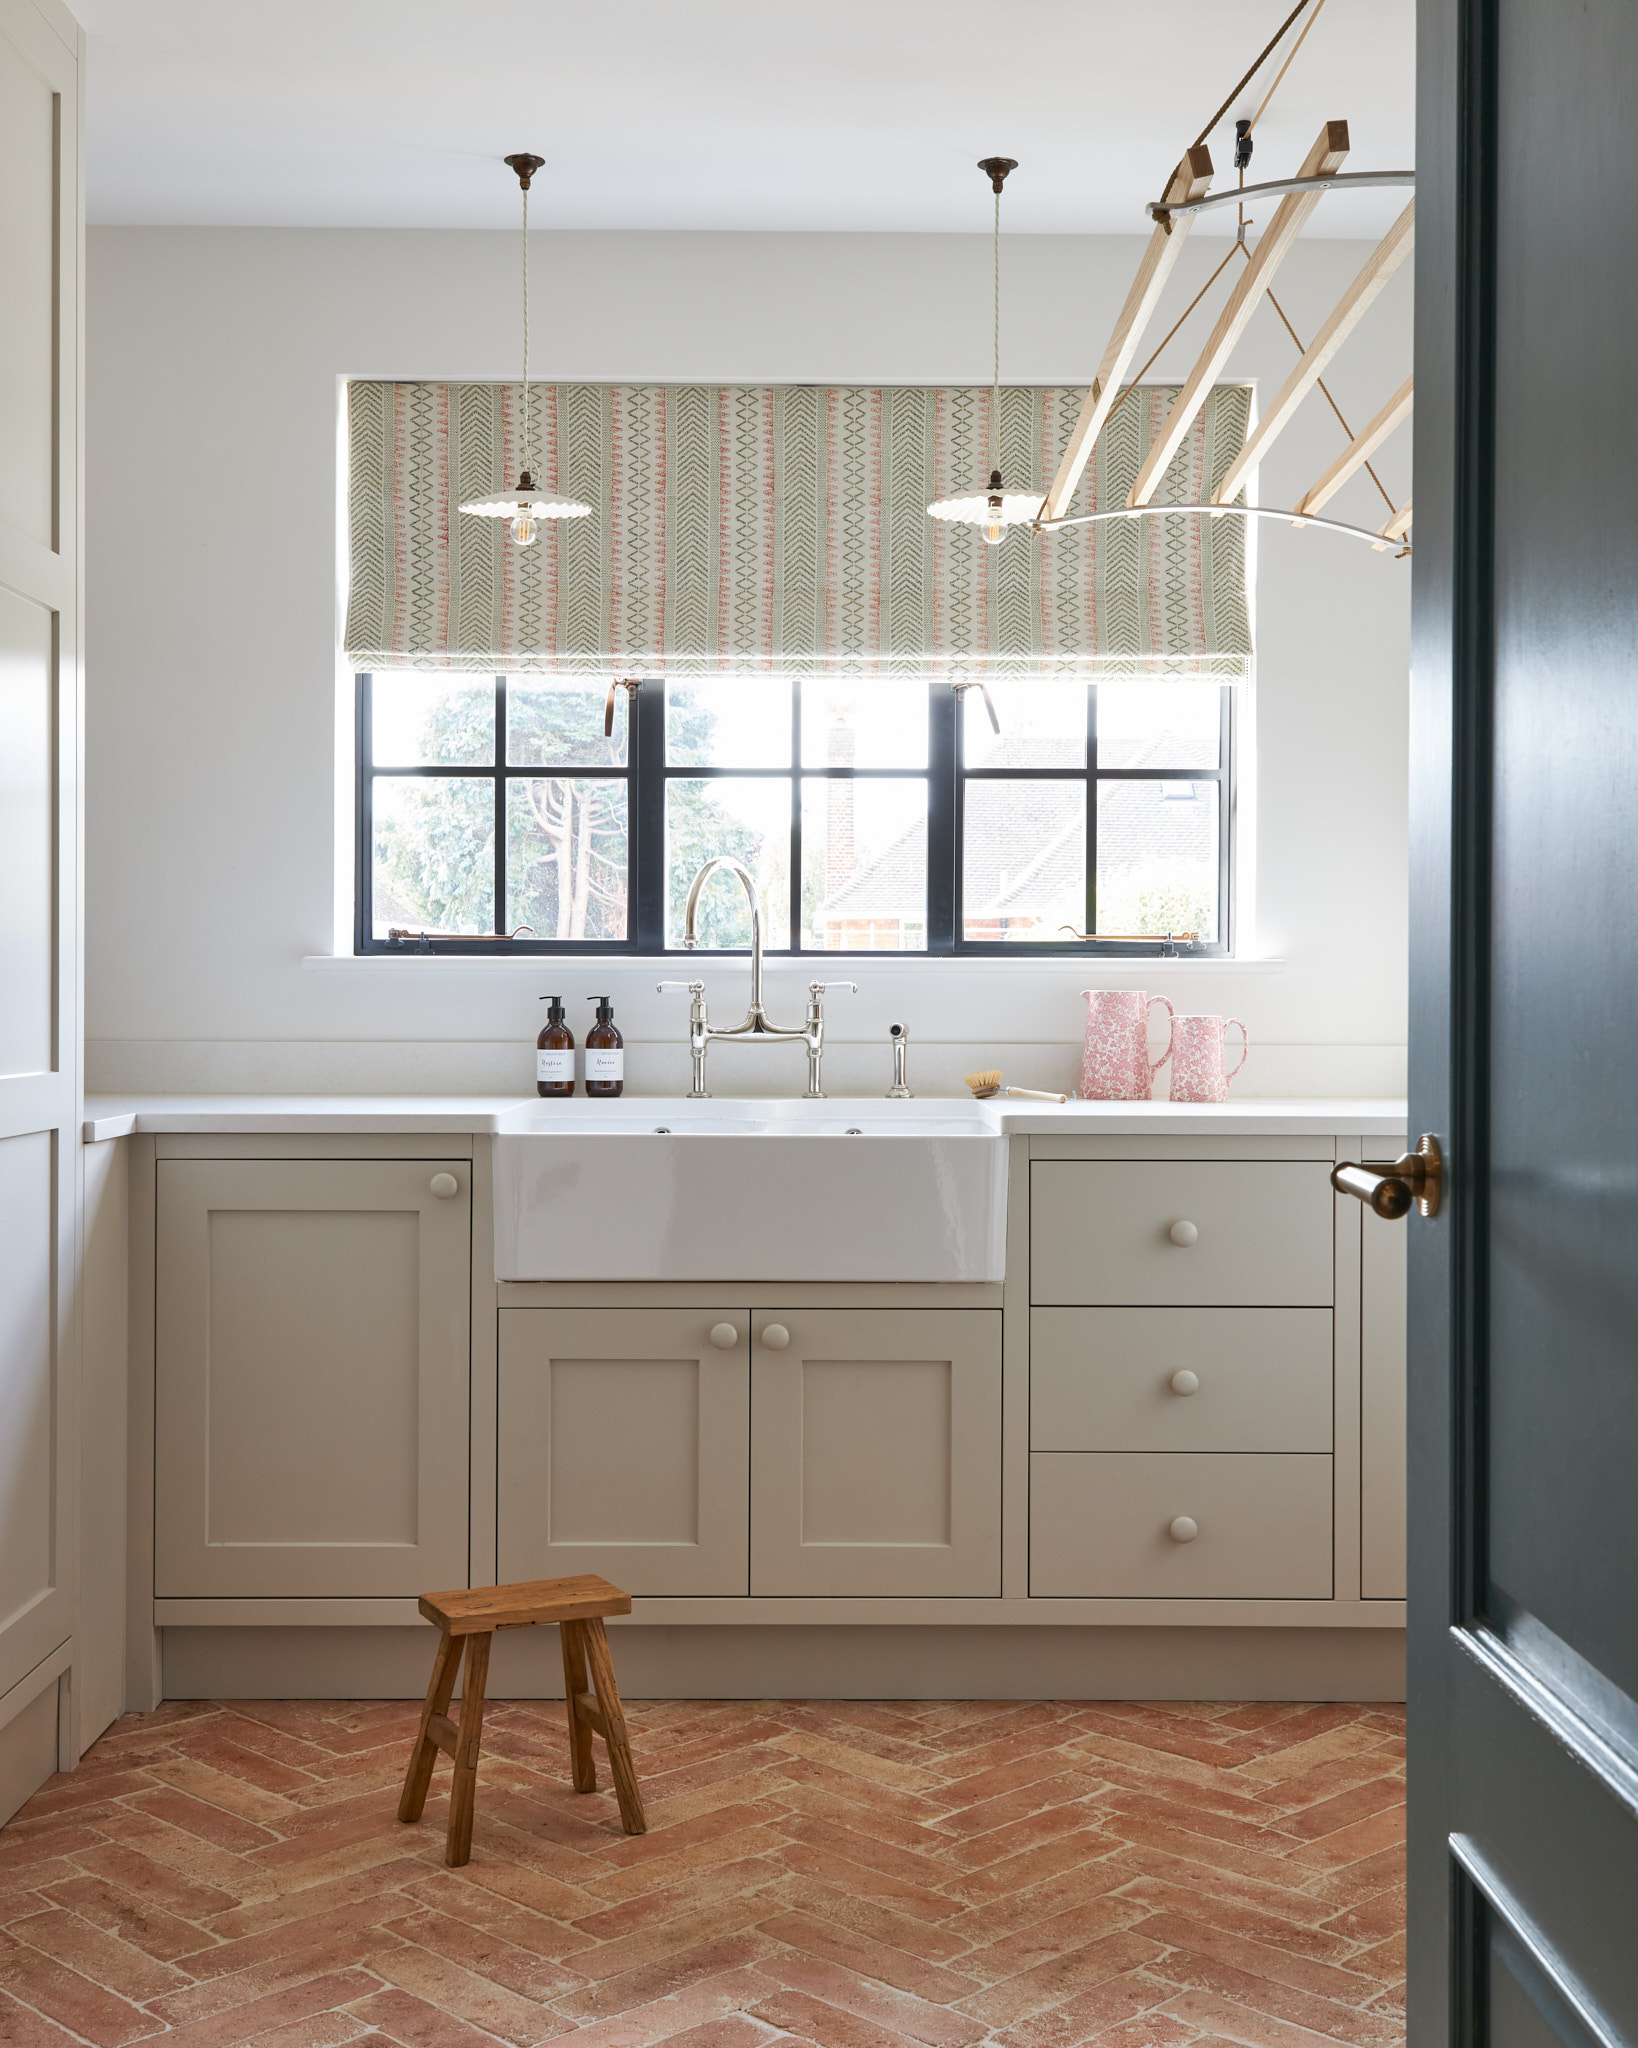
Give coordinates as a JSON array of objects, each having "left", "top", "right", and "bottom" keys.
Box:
[
  {"left": 1030, "top": 1161, "right": 1334, "bottom": 1306},
  {"left": 1031, "top": 1308, "right": 1333, "bottom": 1452},
  {"left": 1030, "top": 1452, "right": 1333, "bottom": 1597}
]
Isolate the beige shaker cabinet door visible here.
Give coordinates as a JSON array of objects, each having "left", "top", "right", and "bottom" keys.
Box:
[
  {"left": 155, "top": 1160, "right": 472, "bottom": 1597},
  {"left": 1030, "top": 1162, "right": 1335, "bottom": 1307},
  {"left": 1360, "top": 1197, "right": 1409, "bottom": 1598},
  {"left": 750, "top": 1310, "right": 1001, "bottom": 1597},
  {"left": 498, "top": 1309, "right": 749, "bottom": 1596}
]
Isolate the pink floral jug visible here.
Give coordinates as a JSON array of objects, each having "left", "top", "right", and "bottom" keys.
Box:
[
  {"left": 1168, "top": 1013, "right": 1250, "bottom": 1102},
  {"left": 1079, "top": 989, "right": 1175, "bottom": 1100}
]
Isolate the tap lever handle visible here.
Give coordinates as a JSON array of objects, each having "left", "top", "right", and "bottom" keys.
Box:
[
  {"left": 807, "top": 981, "right": 859, "bottom": 997},
  {"left": 656, "top": 980, "right": 706, "bottom": 996}
]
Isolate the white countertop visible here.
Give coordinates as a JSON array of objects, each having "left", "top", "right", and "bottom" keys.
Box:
[{"left": 83, "top": 1092, "right": 1410, "bottom": 1142}]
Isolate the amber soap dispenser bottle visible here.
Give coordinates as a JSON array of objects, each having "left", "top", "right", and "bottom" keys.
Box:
[
  {"left": 585, "top": 996, "right": 624, "bottom": 1098},
  {"left": 536, "top": 995, "right": 575, "bottom": 1098}
]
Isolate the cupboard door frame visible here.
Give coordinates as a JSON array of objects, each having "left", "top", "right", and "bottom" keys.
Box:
[
  {"left": 154, "top": 1159, "right": 471, "bottom": 1597},
  {"left": 751, "top": 1308, "right": 1001, "bottom": 1597},
  {"left": 497, "top": 1308, "right": 750, "bottom": 1596}
]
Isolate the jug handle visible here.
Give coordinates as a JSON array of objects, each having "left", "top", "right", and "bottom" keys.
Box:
[
  {"left": 1224, "top": 1018, "right": 1250, "bottom": 1083},
  {"left": 1147, "top": 994, "right": 1176, "bottom": 1075}
]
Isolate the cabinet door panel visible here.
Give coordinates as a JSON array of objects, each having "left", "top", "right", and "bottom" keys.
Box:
[
  {"left": 1030, "top": 1452, "right": 1333, "bottom": 1598},
  {"left": 1030, "top": 1162, "right": 1334, "bottom": 1306},
  {"left": 155, "top": 1161, "right": 471, "bottom": 1596},
  {"left": 1360, "top": 1202, "right": 1408, "bottom": 1598},
  {"left": 498, "top": 1309, "right": 748, "bottom": 1596},
  {"left": 1031, "top": 1308, "right": 1333, "bottom": 1452},
  {"left": 751, "top": 1310, "right": 1000, "bottom": 1596}
]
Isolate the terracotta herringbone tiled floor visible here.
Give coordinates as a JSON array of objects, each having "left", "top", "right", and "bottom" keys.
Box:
[{"left": 0, "top": 1697, "right": 1405, "bottom": 2048}]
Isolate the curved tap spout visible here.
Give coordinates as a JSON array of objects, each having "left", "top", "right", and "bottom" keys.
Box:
[{"left": 682, "top": 856, "right": 765, "bottom": 1018}]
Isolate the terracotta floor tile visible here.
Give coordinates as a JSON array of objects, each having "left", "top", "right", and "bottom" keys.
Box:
[
  {"left": 0, "top": 1697, "right": 1407, "bottom": 2047},
  {"left": 748, "top": 1985, "right": 910, "bottom": 2047}
]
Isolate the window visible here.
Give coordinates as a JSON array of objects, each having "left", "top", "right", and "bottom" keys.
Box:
[{"left": 355, "top": 674, "right": 1231, "bottom": 955}]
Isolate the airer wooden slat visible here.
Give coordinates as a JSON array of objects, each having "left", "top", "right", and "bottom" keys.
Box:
[
  {"left": 1128, "top": 120, "right": 1351, "bottom": 509},
  {"left": 1212, "top": 199, "right": 1415, "bottom": 505},
  {"left": 1038, "top": 146, "right": 1214, "bottom": 524},
  {"left": 1295, "top": 374, "right": 1414, "bottom": 516}
]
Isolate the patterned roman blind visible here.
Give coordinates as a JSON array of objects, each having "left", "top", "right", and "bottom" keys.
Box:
[{"left": 344, "top": 381, "right": 1252, "bottom": 680}]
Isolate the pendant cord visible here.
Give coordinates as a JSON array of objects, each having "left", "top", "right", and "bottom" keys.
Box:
[
  {"left": 521, "top": 184, "right": 532, "bottom": 483},
  {"left": 990, "top": 187, "right": 1001, "bottom": 478}
]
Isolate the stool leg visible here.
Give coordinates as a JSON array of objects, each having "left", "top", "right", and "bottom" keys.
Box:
[
  {"left": 583, "top": 1618, "right": 647, "bottom": 1835},
  {"left": 398, "top": 1628, "right": 462, "bottom": 1825},
  {"left": 560, "top": 1620, "right": 597, "bottom": 1793},
  {"left": 444, "top": 1630, "right": 492, "bottom": 1867}
]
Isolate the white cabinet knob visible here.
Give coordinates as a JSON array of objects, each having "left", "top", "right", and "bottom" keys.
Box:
[
  {"left": 761, "top": 1323, "right": 791, "bottom": 1351},
  {"left": 1169, "top": 1515, "right": 1200, "bottom": 1544},
  {"left": 708, "top": 1322, "right": 739, "bottom": 1350},
  {"left": 1168, "top": 1219, "right": 1199, "bottom": 1247},
  {"left": 429, "top": 1173, "right": 459, "bottom": 1200},
  {"left": 1170, "top": 1369, "right": 1200, "bottom": 1396}
]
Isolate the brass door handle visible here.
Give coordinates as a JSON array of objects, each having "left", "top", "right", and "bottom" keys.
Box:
[{"left": 1332, "top": 1134, "right": 1442, "bottom": 1219}]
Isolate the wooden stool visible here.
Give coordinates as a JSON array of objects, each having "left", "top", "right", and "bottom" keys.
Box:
[{"left": 398, "top": 1573, "right": 646, "bottom": 1866}]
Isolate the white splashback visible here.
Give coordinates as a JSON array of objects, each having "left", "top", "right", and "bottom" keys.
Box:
[{"left": 85, "top": 227, "right": 1409, "bottom": 1100}]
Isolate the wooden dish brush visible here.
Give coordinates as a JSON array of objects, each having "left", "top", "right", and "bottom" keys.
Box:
[{"left": 964, "top": 1070, "right": 1069, "bottom": 1104}]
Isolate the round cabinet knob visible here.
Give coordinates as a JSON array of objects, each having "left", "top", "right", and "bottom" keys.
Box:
[
  {"left": 429, "top": 1173, "right": 459, "bottom": 1200},
  {"left": 1169, "top": 1515, "right": 1200, "bottom": 1544},
  {"left": 1168, "top": 1219, "right": 1199, "bottom": 1247},
  {"left": 1170, "top": 1369, "right": 1201, "bottom": 1396},
  {"left": 761, "top": 1323, "right": 791, "bottom": 1351},
  {"left": 708, "top": 1322, "right": 739, "bottom": 1350}
]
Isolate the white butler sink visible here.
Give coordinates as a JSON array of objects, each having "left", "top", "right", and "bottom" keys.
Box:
[{"left": 492, "top": 1096, "right": 1007, "bottom": 1281}]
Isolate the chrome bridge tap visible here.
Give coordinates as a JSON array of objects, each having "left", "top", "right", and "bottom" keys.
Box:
[{"left": 657, "top": 855, "right": 856, "bottom": 1098}]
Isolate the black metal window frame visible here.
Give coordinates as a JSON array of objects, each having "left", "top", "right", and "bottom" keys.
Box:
[{"left": 355, "top": 673, "right": 1233, "bottom": 958}]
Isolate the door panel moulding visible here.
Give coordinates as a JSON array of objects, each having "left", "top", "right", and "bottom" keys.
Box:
[
  {"left": 1296, "top": 376, "right": 1415, "bottom": 516},
  {"left": 1128, "top": 120, "right": 1351, "bottom": 510},
  {"left": 1213, "top": 200, "right": 1416, "bottom": 505}
]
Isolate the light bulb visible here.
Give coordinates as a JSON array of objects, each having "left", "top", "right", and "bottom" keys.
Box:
[
  {"left": 509, "top": 509, "right": 538, "bottom": 548},
  {"left": 985, "top": 497, "right": 1004, "bottom": 546}
]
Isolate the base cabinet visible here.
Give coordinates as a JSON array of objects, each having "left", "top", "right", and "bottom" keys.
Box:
[
  {"left": 498, "top": 1308, "right": 750, "bottom": 1596},
  {"left": 1361, "top": 1198, "right": 1408, "bottom": 1598},
  {"left": 496, "top": 1305, "right": 1002, "bottom": 1599},
  {"left": 751, "top": 1309, "right": 1002, "bottom": 1597},
  {"left": 154, "top": 1158, "right": 472, "bottom": 1597}
]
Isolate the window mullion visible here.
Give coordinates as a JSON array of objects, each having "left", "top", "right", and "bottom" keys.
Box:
[
  {"left": 633, "top": 680, "right": 665, "bottom": 950},
  {"left": 493, "top": 677, "right": 508, "bottom": 936},
  {"left": 928, "top": 684, "right": 956, "bottom": 951}
]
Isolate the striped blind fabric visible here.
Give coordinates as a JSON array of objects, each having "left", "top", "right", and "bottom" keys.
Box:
[{"left": 344, "top": 381, "right": 1252, "bottom": 679}]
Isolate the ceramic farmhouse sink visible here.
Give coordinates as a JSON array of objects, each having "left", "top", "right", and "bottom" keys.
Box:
[{"left": 492, "top": 1097, "right": 1008, "bottom": 1281}]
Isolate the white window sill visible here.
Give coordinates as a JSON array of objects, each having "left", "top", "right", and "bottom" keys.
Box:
[{"left": 303, "top": 953, "right": 1287, "bottom": 975}]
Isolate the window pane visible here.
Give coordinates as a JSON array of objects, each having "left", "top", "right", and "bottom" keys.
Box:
[
  {"left": 667, "top": 680, "right": 792, "bottom": 766},
  {"left": 801, "top": 681, "right": 928, "bottom": 768},
  {"left": 964, "top": 680, "right": 1085, "bottom": 767},
  {"left": 507, "top": 779, "right": 628, "bottom": 941},
  {"left": 1096, "top": 681, "right": 1221, "bottom": 769},
  {"left": 371, "top": 776, "right": 494, "bottom": 936},
  {"left": 962, "top": 780, "right": 1085, "bottom": 942},
  {"left": 802, "top": 777, "right": 927, "bottom": 951},
  {"left": 507, "top": 680, "right": 627, "bottom": 767},
  {"left": 371, "top": 675, "right": 493, "bottom": 765},
  {"left": 666, "top": 778, "right": 791, "bottom": 947},
  {"left": 1096, "top": 778, "right": 1220, "bottom": 941}
]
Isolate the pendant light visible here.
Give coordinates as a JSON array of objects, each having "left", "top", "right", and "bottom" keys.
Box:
[
  {"left": 459, "top": 153, "right": 591, "bottom": 546},
  {"left": 927, "top": 157, "right": 1043, "bottom": 545}
]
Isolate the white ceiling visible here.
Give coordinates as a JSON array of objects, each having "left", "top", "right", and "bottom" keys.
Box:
[{"left": 79, "top": 0, "right": 1414, "bottom": 235}]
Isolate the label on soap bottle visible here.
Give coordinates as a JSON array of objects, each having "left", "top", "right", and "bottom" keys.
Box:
[
  {"left": 536, "top": 1049, "right": 574, "bottom": 1084},
  {"left": 586, "top": 1048, "right": 624, "bottom": 1083}
]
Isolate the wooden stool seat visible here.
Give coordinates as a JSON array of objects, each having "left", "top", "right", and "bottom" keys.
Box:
[{"left": 398, "top": 1572, "right": 646, "bottom": 1865}]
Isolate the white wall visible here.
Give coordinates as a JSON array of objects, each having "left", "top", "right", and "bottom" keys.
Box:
[{"left": 85, "top": 228, "right": 1410, "bottom": 1099}]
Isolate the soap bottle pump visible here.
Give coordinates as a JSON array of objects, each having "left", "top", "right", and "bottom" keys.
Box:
[
  {"left": 536, "top": 996, "right": 575, "bottom": 1098},
  {"left": 585, "top": 996, "right": 624, "bottom": 1098}
]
